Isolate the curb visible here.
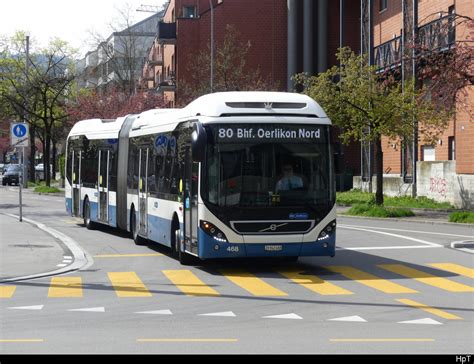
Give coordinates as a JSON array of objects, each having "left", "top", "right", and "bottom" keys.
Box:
[
  {"left": 450, "top": 241, "right": 474, "bottom": 249},
  {"left": 0, "top": 213, "right": 93, "bottom": 283}
]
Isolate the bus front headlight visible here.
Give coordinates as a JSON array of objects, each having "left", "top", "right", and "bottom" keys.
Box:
[
  {"left": 317, "top": 220, "right": 336, "bottom": 241},
  {"left": 200, "top": 221, "right": 228, "bottom": 243}
]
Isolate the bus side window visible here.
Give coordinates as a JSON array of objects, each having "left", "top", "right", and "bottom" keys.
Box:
[{"left": 128, "top": 140, "right": 139, "bottom": 190}]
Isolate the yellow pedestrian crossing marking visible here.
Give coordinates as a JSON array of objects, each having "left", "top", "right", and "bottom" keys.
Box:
[
  {"left": 397, "top": 299, "right": 462, "bottom": 320},
  {"left": 428, "top": 263, "right": 474, "bottom": 279},
  {"left": 0, "top": 286, "right": 16, "bottom": 298},
  {"left": 48, "top": 277, "right": 83, "bottom": 298},
  {"left": 220, "top": 269, "right": 288, "bottom": 297},
  {"left": 3, "top": 263, "right": 472, "bottom": 300},
  {"left": 379, "top": 264, "right": 474, "bottom": 293},
  {"left": 162, "top": 270, "right": 219, "bottom": 297},
  {"left": 325, "top": 266, "right": 417, "bottom": 294},
  {"left": 279, "top": 269, "right": 353, "bottom": 296},
  {"left": 108, "top": 272, "right": 152, "bottom": 297}
]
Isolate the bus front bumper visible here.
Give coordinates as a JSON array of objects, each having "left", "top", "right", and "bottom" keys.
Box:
[{"left": 197, "top": 228, "right": 336, "bottom": 259}]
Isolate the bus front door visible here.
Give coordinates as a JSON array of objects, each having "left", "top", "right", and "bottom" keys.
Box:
[
  {"left": 98, "top": 150, "right": 109, "bottom": 223},
  {"left": 71, "top": 150, "right": 81, "bottom": 217},
  {"left": 183, "top": 146, "right": 199, "bottom": 255},
  {"left": 138, "top": 148, "right": 148, "bottom": 237}
]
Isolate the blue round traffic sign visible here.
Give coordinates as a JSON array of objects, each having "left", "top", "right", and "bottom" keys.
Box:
[{"left": 13, "top": 124, "right": 27, "bottom": 138}]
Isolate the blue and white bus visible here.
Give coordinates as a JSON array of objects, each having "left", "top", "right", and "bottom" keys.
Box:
[{"left": 65, "top": 92, "right": 338, "bottom": 264}]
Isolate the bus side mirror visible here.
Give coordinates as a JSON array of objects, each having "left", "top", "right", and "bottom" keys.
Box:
[
  {"left": 333, "top": 143, "right": 344, "bottom": 175},
  {"left": 192, "top": 122, "right": 207, "bottom": 162}
]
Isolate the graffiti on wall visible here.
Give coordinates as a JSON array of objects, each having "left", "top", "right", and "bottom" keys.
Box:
[{"left": 429, "top": 176, "right": 448, "bottom": 198}]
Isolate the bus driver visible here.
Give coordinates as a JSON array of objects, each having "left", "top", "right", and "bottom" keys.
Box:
[{"left": 275, "top": 163, "right": 303, "bottom": 192}]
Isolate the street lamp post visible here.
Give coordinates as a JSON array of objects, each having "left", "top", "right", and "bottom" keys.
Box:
[{"left": 209, "top": 0, "right": 214, "bottom": 93}]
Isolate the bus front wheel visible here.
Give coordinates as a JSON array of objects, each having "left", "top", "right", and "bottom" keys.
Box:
[{"left": 174, "top": 228, "right": 195, "bottom": 266}]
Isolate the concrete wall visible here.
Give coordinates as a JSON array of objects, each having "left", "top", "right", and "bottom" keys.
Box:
[{"left": 354, "top": 161, "right": 474, "bottom": 209}]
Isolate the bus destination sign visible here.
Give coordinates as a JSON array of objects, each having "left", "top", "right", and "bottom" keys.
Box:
[{"left": 216, "top": 125, "right": 324, "bottom": 142}]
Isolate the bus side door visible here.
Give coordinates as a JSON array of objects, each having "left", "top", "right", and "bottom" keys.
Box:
[
  {"left": 183, "top": 146, "right": 199, "bottom": 255},
  {"left": 138, "top": 148, "right": 149, "bottom": 237},
  {"left": 71, "top": 149, "right": 81, "bottom": 217},
  {"left": 98, "top": 149, "right": 109, "bottom": 223}
]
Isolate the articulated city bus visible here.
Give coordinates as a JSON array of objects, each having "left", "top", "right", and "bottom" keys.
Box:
[{"left": 65, "top": 92, "right": 338, "bottom": 264}]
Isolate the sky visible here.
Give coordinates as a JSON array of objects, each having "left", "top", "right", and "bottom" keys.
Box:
[{"left": 0, "top": 0, "right": 167, "bottom": 58}]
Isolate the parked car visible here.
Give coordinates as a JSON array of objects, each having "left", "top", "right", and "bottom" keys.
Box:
[
  {"left": 2, "top": 164, "right": 22, "bottom": 186},
  {"left": 0, "top": 163, "right": 5, "bottom": 174},
  {"left": 35, "top": 163, "right": 53, "bottom": 181}
]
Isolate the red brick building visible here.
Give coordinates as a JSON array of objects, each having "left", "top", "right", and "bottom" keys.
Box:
[
  {"left": 358, "top": 0, "right": 474, "bottom": 208},
  {"left": 140, "top": 0, "right": 289, "bottom": 107},
  {"left": 139, "top": 0, "right": 473, "bottom": 207}
]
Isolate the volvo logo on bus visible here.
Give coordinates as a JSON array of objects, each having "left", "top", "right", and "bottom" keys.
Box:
[{"left": 259, "top": 223, "right": 288, "bottom": 233}]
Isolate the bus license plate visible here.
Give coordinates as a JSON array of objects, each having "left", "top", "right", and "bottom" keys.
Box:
[{"left": 265, "top": 245, "right": 283, "bottom": 252}]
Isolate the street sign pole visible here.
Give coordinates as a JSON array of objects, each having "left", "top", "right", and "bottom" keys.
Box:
[
  {"left": 19, "top": 150, "right": 23, "bottom": 222},
  {"left": 11, "top": 122, "right": 29, "bottom": 222}
]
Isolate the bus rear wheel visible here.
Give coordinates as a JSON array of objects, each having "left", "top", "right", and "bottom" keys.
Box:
[{"left": 83, "top": 198, "right": 96, "bottom": 230}]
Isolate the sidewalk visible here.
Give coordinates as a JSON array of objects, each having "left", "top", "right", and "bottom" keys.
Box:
[{"left": 0, "top": 214, "right": 67, "bottom": 281}]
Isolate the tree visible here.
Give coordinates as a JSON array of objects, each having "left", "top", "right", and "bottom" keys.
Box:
[
  {"left": 413, "top": 14, "right": 474, "bottom": 117},
  {"left": 66, "top": 86, "right": 167, "bottom": 123},
  {"left": 295, "top": 48, "right": 449, "bottom": 205},
  {"left": 0, "top": 33, "right": 77, "bottom": 186},
  {"left": 179, "top": 25, "right": 279, "bottom": 105}
]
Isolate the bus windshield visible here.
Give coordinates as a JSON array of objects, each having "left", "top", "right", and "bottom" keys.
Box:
[{"left": 203, "top": 124, "right": 332, "bottom": 209}]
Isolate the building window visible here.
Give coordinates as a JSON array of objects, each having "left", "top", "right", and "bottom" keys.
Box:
[
  {"left": 422, "top": 145, "right": 436, "bottom": 161},
  {"left": 183, "top": 6, "right": 196, "bottom": 18},
  {"left": 379, "top": 0, "right": 388, "bottom": 13},
  {"left": 448, "top": 137, "right": 455, "bottom": 161}
]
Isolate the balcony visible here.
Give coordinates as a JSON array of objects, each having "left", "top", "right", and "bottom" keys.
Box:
[
  {"left": 374, "top": 36, "right": 402, "bottom": 71},
  {"left": 157, "top": 22, "right": 176, "bottom": 45},
  {"left": 373, "top": 14, "right": 456, "bottom": 72},
  {"left": 418, "top": 14, "right": 456, "bottom": 53}
]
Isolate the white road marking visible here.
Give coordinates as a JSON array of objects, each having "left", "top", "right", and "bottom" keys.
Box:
[
  {"left": 337, "top": 245, "right": 440, "bottom": 251},
  {"left": 398, "top": 318, "right": 443, "bottom": 325},
  {"left": 340, "top": 224, "right": 474, "bottom": 240},
  {"left": 328, "top": 316, "right": 367, "bottom": 323},
  {"left": 56, "top": 264, "right": 68, "bottom": 267},
  {"left": 68, "top": 307, "right": 105, "bottom": 313},
  {"left": 199, "top": 311, "right": 236, "bottom": 317},
  {"left": 8, "top": 305, "right": 44, "bottom": 310},
  {"left": 339, "top": 225, "right": 443, "bottom": 249},
  {"left": 135, "top": 310, "right": 173, "bottom": 315},
  {"left": 263, "top": 313, "right": 303, "bottom": 320}
]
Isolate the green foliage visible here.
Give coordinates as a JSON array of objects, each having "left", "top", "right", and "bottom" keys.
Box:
[
  {"left": 294, "top": 48, "right": 449, "bottom": 146},
  {"left": 346, "top": 203, "right": 415, "bottom": 218},
  {"left": 34, "top": 186, "right": 61, "bottom": 194},
  {"left": 337, "top": 190, "right": 375, "bottom": 205},
  {"left": 449, "top": 212, "right": 474, "bottom": 224},
  {"left": 337, "top": 190, "right": 453, "bottom": 209},
  {"left": 58, "top": 154, "right": 65, "bottom": 179}
]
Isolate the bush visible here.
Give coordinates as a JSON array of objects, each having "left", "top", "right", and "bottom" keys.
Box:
[
  {"left": 34, "top": 186, "right": 61, "bottom": 194},
  {"left": 337, "top": 190, "right": 453, "bottom": 209},
  {"left": 346, "top": 203, "right": 415, "bottom": 218},
  {"left": 449, "top": 212, "right": 474, "bottom": 224}
]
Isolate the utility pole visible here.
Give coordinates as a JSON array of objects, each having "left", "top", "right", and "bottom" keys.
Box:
[
  {"left": 23, "top": 35, "right": 30, "bottom": 190},
  {"left": 209, "top": 0, "right": 214, "bottom": 93}
]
